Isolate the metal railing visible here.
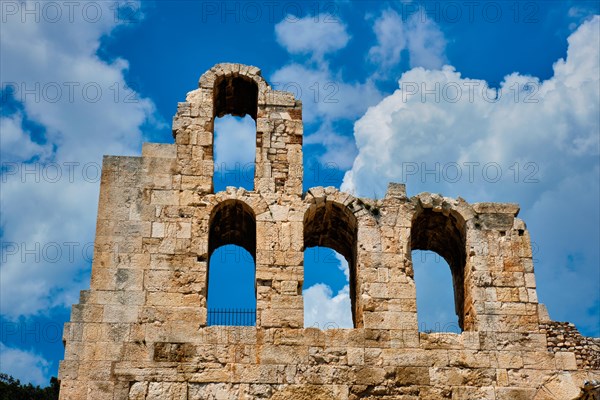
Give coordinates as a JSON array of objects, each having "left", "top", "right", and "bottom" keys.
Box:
[{"left": 207, "top": 308, "right": 256, "bottom": 326}]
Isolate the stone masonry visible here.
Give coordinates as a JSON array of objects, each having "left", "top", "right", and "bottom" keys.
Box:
[{"left": 58, "top": 63, "right": 600, "bottom": 399}]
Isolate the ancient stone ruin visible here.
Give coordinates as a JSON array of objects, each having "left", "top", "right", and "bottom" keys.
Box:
[{"left": 59, "top": 63, "right": 600, "bottom": 399}]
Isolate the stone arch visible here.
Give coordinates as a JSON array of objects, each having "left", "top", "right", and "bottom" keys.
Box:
[
  {"left": 409, "top": 195, "right": 470, "bottom": 330},
  {"left": 191, "top": 190, "right": 269, "bottom": 261},
  {"left": 211, "top": 190, "right": 270, "bottom": 224},
  {"left": 208, "top": 199, "right": 256, "bottom": 260},
  {"left": 303, "top": 195, "right": 360, "bottom": 327},
  {"left": 199, "top": 63, "right": 269, "bottom": 102},
  {"left": 213, "top": 74, "right": 258, "bottom": 120},
  {"left": 198, "top": 63, "right": 270, "bottom": 124}
]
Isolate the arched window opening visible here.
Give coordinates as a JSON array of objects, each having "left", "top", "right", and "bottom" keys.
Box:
[
  {"left": 212, "top": 75, "right": 258, "bottom": 192},
  {"left": 412, "top": 250, "right": 461, "bottom": 333},
  {"left": 213, "top": 115, "right": 255, "bottom": 192},
  {"left": 304, "top": 201, "right": 359, "bottom": 328},
  {"left": 207, "top": 200, "right": 256, "bottom": 326},
  {"left": 410, "top": 208, "right": 467, "bottom": 331}
]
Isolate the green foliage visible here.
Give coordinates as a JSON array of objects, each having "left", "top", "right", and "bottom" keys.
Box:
[{"left": 0, "top": 373, "right": 59, "bottom": 400}]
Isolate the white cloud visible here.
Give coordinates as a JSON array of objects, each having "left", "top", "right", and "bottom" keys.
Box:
[
  {"left": 274, "top": 8, "right": 446, "bottom": 172},
  {"left": 343, "top": 16, "right": 599, "bottom": 198},
  {"left": 271, "top": 10, "right": 460, "bottom": 174},
  {"left": 368, "top": 9, "right": 447, "bottom": 72},
  {"left": 405, "top": 11, "right": 447, "bottom": 70},
  {"left": 368, "top": 9, "right": 406, "bottom": 69},
  {"left": 335, "top": 251, "right": 350, "bottom": 281},
  {"left": 304, "top": 121, "right": 357, "bottom": 170},
  {"left": 0, "top": 1, "right": 158, "bottom": 319},
  {"left": 214, "top": 115, "right": 256, "bottom": 167},
  {"left": 342, "top": 16, "right": 600, "bottom": 335},
  {"left": 275, "top": 14, "right": 350, "bottom": 61},
  {"left": 270, "top": 60, "right": 381, "bottom": 173},
  {"left": 0, "top": 343, "right": 50, "bottom": 386},
  {"left": 304, "top": 284, "right": 353, "bottom": 329},
  {"left": 568, "top": 5, "right": 599, "bottom": 30},
  {"left": 271, "top": 63, "right": 382, "bottom": 124},
  {"left": 272, "top": 12, "right": 383, "bottom": 123},
  {"left": 0, "top": 114, "right": 52, "bottom": 162},
  {"left": 303, "top": 251, "right": 352, "bottom": 329}
]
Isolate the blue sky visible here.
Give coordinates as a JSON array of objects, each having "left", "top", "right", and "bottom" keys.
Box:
[{"left": 0, "top": 0, "right": 599, "bottom": 386}]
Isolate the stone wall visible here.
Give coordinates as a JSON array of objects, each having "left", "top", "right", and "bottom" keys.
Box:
[
  {"left": 58, "top": 63, "right": 600, "bottom": 400},
  {"left": 542, "top": 321, "right": 600, "bottom": 370}
]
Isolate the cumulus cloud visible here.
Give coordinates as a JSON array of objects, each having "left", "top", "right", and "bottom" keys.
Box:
[
  {"left": 0, "top": 1, "right": 158, "bottom": 319},
  {"left": 0, "top": 343, "right": 50, "bottom": 386},
  {"left": 304, "top": 284, "right": 353, "bottom": 329},
  {"left": 275, "top": 14, "right": 350, "bottom": 60},
  {"left": 343, "top": 16, "right": 600, "bottom": 335},
  {"left": 303, "top": 252, "right": 352, "bottom": 329},
  {"left": 344, "top": 16, "right": 599, "bottom": 199},
  {"left": 273, "top": 8, "right": 446, "bottom": 174}
]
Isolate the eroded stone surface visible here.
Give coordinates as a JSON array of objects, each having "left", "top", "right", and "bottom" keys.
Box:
[{"left": 59, "top": 63, "right": 599, "bottom": 400}]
